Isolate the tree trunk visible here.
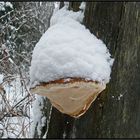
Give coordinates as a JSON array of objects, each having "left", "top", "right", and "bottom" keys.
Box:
[{"left": 34, "top": 2, "right": 140, "bottom": 138}]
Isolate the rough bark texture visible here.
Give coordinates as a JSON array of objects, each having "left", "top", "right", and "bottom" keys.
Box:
[{"left": 36, "top": 2, "right": 140, "bottom": 138}]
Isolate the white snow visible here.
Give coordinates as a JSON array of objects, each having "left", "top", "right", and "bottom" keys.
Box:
[
  {"left": 0, "top": 2, "right": 5, "bottom": 11},
  {"left": 30, "top": 5, "right": 114, "bottom": 87},
  {"left": 0, "top": 74, "right": 4, "bottom": 84},
  {"left": 118, "top": 94, "right": 123, "bottom": 100},
  {"left": 64, "top": 78, "right": 71, "bottom": 82},
  {"left": 54, "top": 2, "right": 60, "bottom": 14},
  {"left": 0, "top": 2, "right": 13, "bottom": 11},
  {"left": 79, "top": 2, "right": 86, "bottom": 11},
  {"left": 0, "top": 75, "right": 32, "bottom": 138},
  {"left": 64, "top": 2, "right": 69, "bottom": 8},
  {"left": 5, "top": 2, "right": 13, "bottom": 9},
  {"left": 1, "top": 116, "right": 30, "bottom": 138},
  {"left": 50, "top": 5, "right": 85, "bottom": 26},
  {"left": 31, "top": 95, "right": 46, "bottom": 137}
]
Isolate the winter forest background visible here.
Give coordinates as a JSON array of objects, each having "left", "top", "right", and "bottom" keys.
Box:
[
  {"left": 0, "top": 1, "right": 140, "bottom": 138},
  {"left": 0, "top": 2, "right": 54, "bottom": 138}
]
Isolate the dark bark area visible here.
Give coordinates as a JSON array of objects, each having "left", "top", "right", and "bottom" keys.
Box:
[{"left": 37, "top": 2, "right": 140, "bottom": 138}]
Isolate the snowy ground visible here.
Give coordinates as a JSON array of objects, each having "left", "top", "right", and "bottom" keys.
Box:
[{"left": 0, "top": 74, "right": 33, "bottom": 138}]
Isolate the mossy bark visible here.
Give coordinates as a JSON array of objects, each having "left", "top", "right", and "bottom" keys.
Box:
[{"left": 35, "top": 2, "right": 140, "bottom": 138}]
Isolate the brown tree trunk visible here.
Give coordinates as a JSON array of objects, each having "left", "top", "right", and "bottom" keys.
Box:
[{"left": 34, "top": 2, "right": 140, "bottom": 138}]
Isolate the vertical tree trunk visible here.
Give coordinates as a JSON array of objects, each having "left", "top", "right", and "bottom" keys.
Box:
[{"left": 35, "top": 2, "right": 140, "bottom": 138}]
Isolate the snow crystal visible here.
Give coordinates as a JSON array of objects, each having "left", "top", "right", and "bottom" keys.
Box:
[{"left": 30, "top": 5, "right": 114, "bottom": 87}]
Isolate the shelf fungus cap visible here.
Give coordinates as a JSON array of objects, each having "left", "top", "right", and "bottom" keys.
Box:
[{"left": 30, "top": 78, "right": 106, "bottom": 118}]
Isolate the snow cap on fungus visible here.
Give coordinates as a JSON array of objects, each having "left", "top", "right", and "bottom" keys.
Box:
[{"left": 30, "top": 4, "right": 114, "bottom": 87}]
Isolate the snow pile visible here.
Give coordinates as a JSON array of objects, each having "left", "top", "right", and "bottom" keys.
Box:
[{"left": 30, "top": 5, "right": 114, "bottom": 87}]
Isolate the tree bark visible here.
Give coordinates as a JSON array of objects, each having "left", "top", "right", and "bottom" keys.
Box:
[{"left": 35, "top": 2, "right": 140, "bottom": 138}]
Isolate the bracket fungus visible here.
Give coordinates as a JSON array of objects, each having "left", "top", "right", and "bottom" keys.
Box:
[
  {"left": 30, "top": 4, "right": 114, "bottom": 118},
  {"left": 30, "top": 78, "right": 106, "bottom": 118}
]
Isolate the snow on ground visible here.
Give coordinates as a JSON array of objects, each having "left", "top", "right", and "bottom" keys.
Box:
[
  {"left": 0, "top": 75, "right": 32, "bottom": 138},
  {"left": 2, "top": 75, "right": 28, "bottom": 109},
  {"left": 30, "top": 4, "right": 114, "bottom": 87},
  {"left": 1, "top": 116, "right": 30, "bottom": 138}
]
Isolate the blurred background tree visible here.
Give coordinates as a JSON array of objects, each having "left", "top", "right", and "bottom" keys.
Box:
[
  {"left": 0, "top": 2, "right": 54, "bottom": 76},
  {"left": 0, "top": 2, "right": 54, "bottom": 138}
]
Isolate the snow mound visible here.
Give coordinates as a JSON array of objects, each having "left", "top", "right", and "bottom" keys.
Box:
[{"left": 30, "top": 5, "right": 114, "bottom": 87}]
